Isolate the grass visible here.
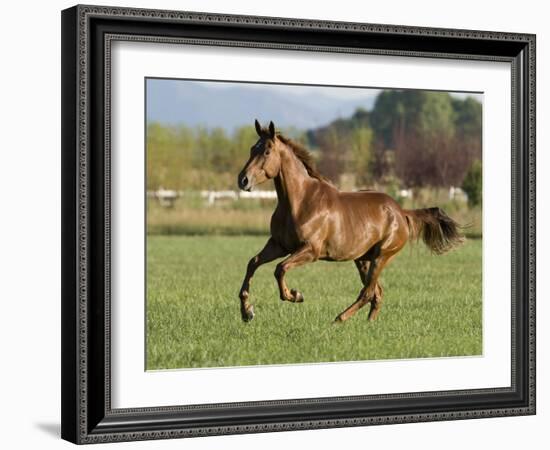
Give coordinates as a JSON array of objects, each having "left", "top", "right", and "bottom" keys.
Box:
[
  {"left": 146, "top": 235, "right": 482, "bottom": 370},
  {"left": 147, "top": 195, "right": 482, "bottom": 238},
  {"left": 147, "top": 197, "right": 274, "bottom": 235}
]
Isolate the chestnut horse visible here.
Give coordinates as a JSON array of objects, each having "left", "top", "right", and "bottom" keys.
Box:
[{"left": 237, "top": 120, "right": 464, "bottom": 323}]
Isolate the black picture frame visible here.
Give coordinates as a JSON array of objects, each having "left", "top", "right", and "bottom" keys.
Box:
[{"left": 61, "top": 4, "right": 536, "bottom": 444}]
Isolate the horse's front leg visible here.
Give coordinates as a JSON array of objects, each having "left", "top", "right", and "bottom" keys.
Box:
[
  {"left": 239, "top": 238, "right": 287, "bottom": 322},
  {"left": 274, "top": 242, "right": 317, "bottom": 303}
]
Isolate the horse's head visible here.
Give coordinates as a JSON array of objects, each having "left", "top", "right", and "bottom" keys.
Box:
[{"left": 238, "top": 120, "right": 282, "bottom": 191}]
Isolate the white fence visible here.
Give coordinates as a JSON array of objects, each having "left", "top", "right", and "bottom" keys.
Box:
[
  {"left": 148, "top": 188, "right": 278, "bottom": 207},
  {"left": 147, "top": 188, "right": 179, "bottom": 207},
  {"left": 148, "top": 186, "right": 467, "bottom": 208}
]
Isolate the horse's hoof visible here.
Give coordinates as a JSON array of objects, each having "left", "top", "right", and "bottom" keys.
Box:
[
  {"left": 241, "top": 305, "right": 255, "bottom": 322},
  {"left": 290, "top": 289, "right": 304, "bottom": 303}
]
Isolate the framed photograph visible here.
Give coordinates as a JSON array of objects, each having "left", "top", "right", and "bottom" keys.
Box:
[{"left": 61, "top": 4, "right": 536, "bottom": 444}]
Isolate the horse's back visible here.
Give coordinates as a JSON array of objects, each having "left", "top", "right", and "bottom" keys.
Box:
[{"left": 337, "top": 190, "right": 403, "bottom": 215}]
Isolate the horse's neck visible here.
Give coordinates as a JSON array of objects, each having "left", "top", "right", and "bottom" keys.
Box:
[{"left": 274, "top": 149, "right": 313, "bottom": 218}]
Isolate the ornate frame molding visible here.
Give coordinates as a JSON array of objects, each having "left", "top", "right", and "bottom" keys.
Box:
[{"left": 61, "top": 4, "right": 536, "bottom": 444}]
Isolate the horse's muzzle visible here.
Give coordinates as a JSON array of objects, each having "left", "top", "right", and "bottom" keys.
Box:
[{"left": 238, "top": 172, "right": 252, "bottom": 191}]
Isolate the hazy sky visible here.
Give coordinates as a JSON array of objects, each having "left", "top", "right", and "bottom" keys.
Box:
[
  {"left": 184, "top": 80, "right": 481, "bottom": 100},
  {"left": 146, "top": 78, "right": 483, "bottom": 131},
  {"left": 199, "top": 80, "right": 383, "bottom": 99}
]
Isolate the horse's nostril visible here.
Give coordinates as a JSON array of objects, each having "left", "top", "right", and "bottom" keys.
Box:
[{"left": 241, "top": 176, "right": 248, "bottom": 187}]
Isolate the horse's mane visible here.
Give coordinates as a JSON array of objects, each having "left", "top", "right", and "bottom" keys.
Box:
[{"left": 276, "top": 133, "right": 331, "bottom": 184}]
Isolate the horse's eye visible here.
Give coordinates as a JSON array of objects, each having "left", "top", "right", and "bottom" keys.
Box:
[{"left": 265, "top": 149, "right": 271, "bottom": 156}]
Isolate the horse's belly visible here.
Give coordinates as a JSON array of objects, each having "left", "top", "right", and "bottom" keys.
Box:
[
  {"left": 322, "top": 243, "right": 365, "bottom": 261},
  {"left": 322, "top": 222, "right": 381, "bottom": 261}
]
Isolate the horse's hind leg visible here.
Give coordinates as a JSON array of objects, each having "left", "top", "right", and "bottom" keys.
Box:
[
  {"left": 334, "top": 285, "right": 370, "bottom": 323},
  {"left": 367, "top": 282, "right": 384, "bottom": 321},
  {"left": 334, "top": 252, "right": 395, "bottom": 323},
  {"left": 333, "top": 258, "right": 375, "bottom": 322}
]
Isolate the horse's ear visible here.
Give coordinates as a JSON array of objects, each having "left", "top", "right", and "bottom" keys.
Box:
[
  {"left": 268, "top": 121, "right": 275, "bottom": 138},
  {"left": 254, "top": 119, "right": 262, "bottom": 136}
]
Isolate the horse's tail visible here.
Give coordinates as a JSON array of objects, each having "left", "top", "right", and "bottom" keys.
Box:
[{"left": 404, "top": 207, "right": 465, "bottom": 255}]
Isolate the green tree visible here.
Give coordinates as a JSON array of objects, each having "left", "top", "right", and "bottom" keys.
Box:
[
  {"left": 370, "top": 90, "right": 409, "bottom": 148},
  {"left": 417, "top": 92, "right": 455, "bottom": 140},
  {"left": 370, "top": 90, "right": 457, "bottom": 149},
  {"left": 350, "top": 126, "right": 374, "bottom": 186},
  {"left": 316, "top": 125, "right": 349, "bottom": 182},
  {"left": 207, "top": 127, "right": 231, "bottom": 172},
  {"left": 147, "top": 122, "right": 194, "bottom": 190},
  {"left": 230, "top": 125, "right": 258, "bottom": 172},
  {"left": 452, "top": 96, "right": 482, "bottom": 138},
  {"left": 462, "top": 159, "right": 482, "bottom": 207},
  {"left": 193, "top": 126, "right": 212, "bottom": 171}
]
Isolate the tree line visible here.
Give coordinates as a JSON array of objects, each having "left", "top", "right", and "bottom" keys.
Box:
[
  {"left": 147, "top": 123, "right": 260, "bottom": 191},
  {"left": 310, "top": 91, "right": 481, "bottom": 191},
  {"left": 147, "top": 90, "right": 482, "bottom": 205}
]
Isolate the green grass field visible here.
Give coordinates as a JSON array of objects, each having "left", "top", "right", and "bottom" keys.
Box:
[{"left": 146, "top": 236, "right": 482, "bottom": 370}]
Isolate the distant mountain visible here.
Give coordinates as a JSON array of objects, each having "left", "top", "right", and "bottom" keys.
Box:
[{"left": 146, "top": 79, "right": 378, "bottom": 132}]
